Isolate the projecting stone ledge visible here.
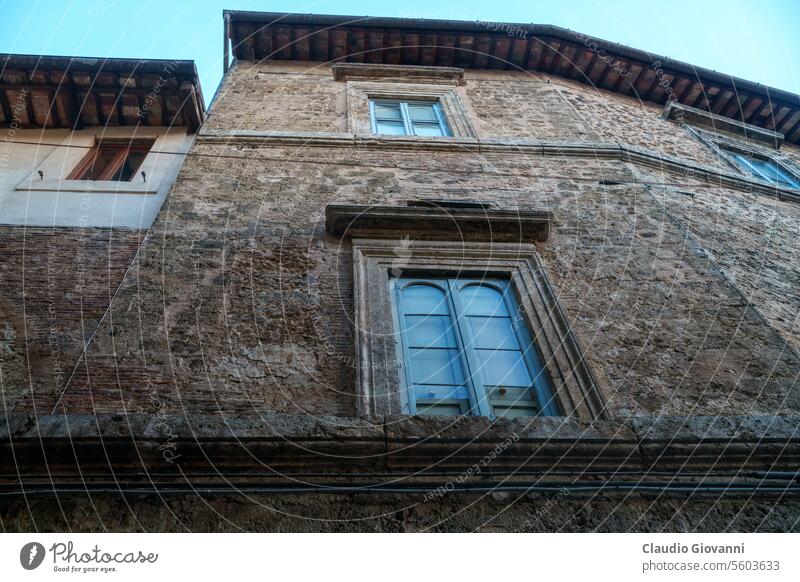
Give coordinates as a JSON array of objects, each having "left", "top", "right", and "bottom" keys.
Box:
[{"left": 325, "top": 203, "right": 553, "bottom": 242}]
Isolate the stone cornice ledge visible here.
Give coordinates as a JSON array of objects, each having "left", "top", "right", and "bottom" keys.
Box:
[
  {"left": 197, "top": 129, "right": 800, "bottom": 203},
  {"left": 325, "top": 203, "right": 552, "bottom": 242},
  {"left": 662, "top": 100, "right": 784, "bottom": 148},
  {"left": 332, "top": 62, "right": 465, "bottom": 84},
  {"left": 2, "top": 414, "right": 799, "bottom": 478}
]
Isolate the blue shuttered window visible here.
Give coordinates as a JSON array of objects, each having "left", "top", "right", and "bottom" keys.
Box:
[
  {"left": 391, "top": 277, "right": 559, "bottom": 418},
  {"left": 369, "top": 100, "right": 452, "bottom": 137},
  {"left": 730, "top": 153, "right": 800, "bottom": 189}
]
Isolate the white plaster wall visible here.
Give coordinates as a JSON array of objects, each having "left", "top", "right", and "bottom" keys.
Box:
[{"left": 0, "top": 127, "right": 193, "bottom": 228}]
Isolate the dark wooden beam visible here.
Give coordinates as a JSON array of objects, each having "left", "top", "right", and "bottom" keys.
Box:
[
  {"left": 509, "top": 37, "right": 527, "bottom": 68},
  {"left": 672, "top": 77, "right": 693, "bottom": 102},
  {"left": 639, "top": 71, "right": 660, "bottom": 101},
  {"left": 691, "top": 85, "right": 718, "bottom": 110},
  {"left": 620, "top": 63, "right": 645, "bottom": 95},
  {"left": 57, "top": 71, "right": 81, "bottom": 129},
  {"left": 748, "top": 101, "right": 773, "bottom": 125},
  {"left": 0, "top": 83, "right": 187, "bottom": 98},
  {"left": 180, "top": 82, "right": 202, "bottom": 132},
  {"left": 331, "top": 29, "right": 347, "bottom": 61},
  {"left": 256, "top": 24, "right": 273, "bottom": 59},
  {"left": 419, "top": 33, "right": 437, "bottom": 66},
  {"left": 544, "top": 41, "right": 563, "bottom": 74},
  {"left": 366, "top": 30, "right": 383, "bottom": 63},
  {"left": 710, "top": 89, "right": 734, "bottom": 114},
  {"left": 274, "top": 27, "right": 292, "bottom": 59},
  {"left": 578, "top": 51, "right": 599, "bottom": 85},
  {"left": 778, "top": 111, "right": 800, "bottom": 137},
  {"left": 437, "top": 34, "right": 456, "bottom": 67},
  {"left": 386, "top": 31, "right": 402, "bottom": 65},
  {"left": 769, "top": 106, "right": 792, "bottom": 132},
  {"left": 594, "top": 57, "right": 614, "bottom": 87},
  {"left": 785, "top": 118, "right": 800, "bottom": 143},
  {"left": 402, "top": 33, "right": 420, "bottom": 65},
  {"left": 0, "top": 89, "right": 13, "bottom": 123},
  {"left": 313, "top": 27, "right": 329, "bottom": 62},
  {"left": 294, "top": 27, "right": 311, "bottom": 60},
  {"left": 740, "top": 97, "right": 763, "bottom": 124},
  {"left": 553, "top": 44, "right": 578, "bottom": 78},
  {"left": 534, "top": 37, "right": 550, "bottom": 70},
  {"left": 455, "top": 34, "right": 475, "bottom": 68},
  {"left": 725, "top": 93, "right": 752, "bottom": 120}
]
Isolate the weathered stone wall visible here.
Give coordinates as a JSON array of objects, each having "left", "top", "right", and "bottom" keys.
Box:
[
  {"left": 204, "top": 62, "right": 345, "bottom": 132},
  {"left": 36, "top": 140, "right": 798, "bottom": 418},
  {"left": 2, "top": 492, "right": 798, "bottom": 533},
  {"left": 3, "top": 57, "right": 800, "bottom": 531}
]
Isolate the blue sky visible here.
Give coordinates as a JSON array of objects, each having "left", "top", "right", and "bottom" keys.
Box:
[{"left": 1, "top": 0, "right": 798, "bottom": 104}]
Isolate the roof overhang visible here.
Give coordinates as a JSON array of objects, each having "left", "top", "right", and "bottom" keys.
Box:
[
  {"left": 0, "top": 54, "right": 205, "bottom": 131},
  {"left": 224, "top": 10, "right": 800, "bottom": 145}
]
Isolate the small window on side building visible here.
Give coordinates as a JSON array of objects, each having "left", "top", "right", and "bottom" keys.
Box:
[{"left": 68, "top": 139, "right": 154, "bottom": 181}]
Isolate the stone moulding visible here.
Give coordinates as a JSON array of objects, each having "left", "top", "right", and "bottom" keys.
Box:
[
  {"left": 663, "top": 100, "right": 784, "bottom": 148},
  {"left": 196, "top": 130, "right": 800, "bottom": 203},
  {"left": 347, "top": 237, "right": 605, "bottom": 420},
  {"left": 325, "top": 203, "right": 553, "bottom": 242},
  {"left": 2, "top": 414, "right": 800, "bottom": 490},
  {"left": 332, "top": 62, "right": 466, "bottom": 85}
]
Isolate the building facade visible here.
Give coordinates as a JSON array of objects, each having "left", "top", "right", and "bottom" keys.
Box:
[{"left": 1, "top": 12, "right": 800, "bottom": 531}]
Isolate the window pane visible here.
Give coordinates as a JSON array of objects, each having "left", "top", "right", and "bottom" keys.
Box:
[
  {"left": 466, "top": 316, "right": 519, "bottom": 350},
  {"left": 82, "top": 150, "right": 117, "bottom": 180},
  {"left": 375, "top": 121, "right": 407, "bottom": 135},
  {"left": 401, "top": 284, "right": 450, "bottom": 315},
  {"left": 733, "top": 154, "right": 760, "bottom": 178},
  {"left": 404, "top": 315, "right": 458, "bottom": 348},
  {"left": 414, "top": 385, "right": 470, "bottom": 402},
  {"left": 475, "top": 350, "right": 532, "bottom": 387},
  {"left": 412, "top": 123, "right": 446, "bottom": 137},
  {"left": 487, "top": 386, "right": 540, "bottom": 419},
  {"left": 113, "top": 151, "right": 147, "bottom": 181},
  {"left": 459, "top": 285, "right": 508, "bottom": 316},
  {"left": 407, "top": 103, "right": 437, "bottom": 122},
  {"left": 410, "top": 348, "right": 465, "bottom": 385},
  {"left": 373, "top": 102, "right": 402, "bottom": 120},
  {"left": 773, "top": 166, "right": 800, "bottom": 187},
  {"left": 414, "top": 385, "right": 471, "bottom": 416},
  {"left": 753, "top": 159, "right": 799, "bottom": 187}
]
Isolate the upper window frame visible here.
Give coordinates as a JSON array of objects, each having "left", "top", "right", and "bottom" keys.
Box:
[
  {"left": 369, "top": 99, "right": 452, "bottom": 137},
  {"left": 344, "top": 80, "right": 477, "bottom": 138},
  {"left": 67, "top": 138, "right": 154, "bottom": 182},
  {"left": 686, "top": 126, "right": 800, "bottom": 191}
]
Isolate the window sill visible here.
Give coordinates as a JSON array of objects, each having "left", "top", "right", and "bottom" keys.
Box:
[{"left": 15, "top": 178, "right": 161, "bottom": 195}]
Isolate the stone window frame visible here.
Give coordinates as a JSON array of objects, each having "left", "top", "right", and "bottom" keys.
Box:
[
  {"left": 687, "top": 126, "right": 800, "bottom": 189},
  {"left": 344, "top": 80, "right": 477, "bottom": 138},
  {"left": 350, "top": 238, "right": 604, "bottom": 421}
]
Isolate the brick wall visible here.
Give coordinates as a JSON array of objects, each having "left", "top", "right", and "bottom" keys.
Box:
[{"left": 0, "top": 227, "right": 144, "bottom": 412}]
